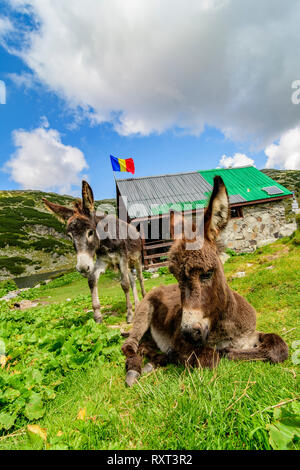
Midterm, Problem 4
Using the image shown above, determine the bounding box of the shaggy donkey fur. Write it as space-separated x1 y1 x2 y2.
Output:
122 176 288 386
43 181 146 324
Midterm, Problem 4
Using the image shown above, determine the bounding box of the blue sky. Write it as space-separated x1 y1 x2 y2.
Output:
0 42 264 200
0 1 299 199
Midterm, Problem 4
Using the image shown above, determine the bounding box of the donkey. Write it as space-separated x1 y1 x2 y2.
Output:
122 176 288 386
43 181 146 324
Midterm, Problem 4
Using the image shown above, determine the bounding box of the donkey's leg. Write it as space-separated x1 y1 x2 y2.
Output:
122 296 153 357
119 257 134 324
124 337 173 387
129 270 139 310
88 259 107 323
88 273 102 323
125 350 143 387
122 297 154 385
221 333 288 364
136 259 146 298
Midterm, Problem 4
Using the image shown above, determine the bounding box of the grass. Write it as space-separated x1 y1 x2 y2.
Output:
5 360 294 450
0 238 299 450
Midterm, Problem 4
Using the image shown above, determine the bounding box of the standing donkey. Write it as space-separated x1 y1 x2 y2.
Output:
122 176 288 386
43 181 146 324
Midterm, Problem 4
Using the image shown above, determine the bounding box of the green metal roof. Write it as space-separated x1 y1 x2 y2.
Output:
117 166 292 218
198 166 292 203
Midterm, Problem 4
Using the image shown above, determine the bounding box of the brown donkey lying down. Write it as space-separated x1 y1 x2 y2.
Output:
122 176 288 386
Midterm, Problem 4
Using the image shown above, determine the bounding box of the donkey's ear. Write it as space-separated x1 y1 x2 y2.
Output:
82 180 94 215
204 176 230 241
42 198 74 223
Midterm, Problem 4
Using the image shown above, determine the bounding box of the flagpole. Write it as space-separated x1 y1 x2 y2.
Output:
112 169 119 218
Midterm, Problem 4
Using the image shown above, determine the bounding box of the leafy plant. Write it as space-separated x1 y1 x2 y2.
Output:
0 279 17 298
226 248 237 257
0 296 122 433
157 266 169 276
267 401 300 450
142 271 152 279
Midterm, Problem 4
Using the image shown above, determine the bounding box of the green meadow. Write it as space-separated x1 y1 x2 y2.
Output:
0 236 299 450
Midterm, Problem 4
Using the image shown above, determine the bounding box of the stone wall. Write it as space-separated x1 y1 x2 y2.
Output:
221 201 296 253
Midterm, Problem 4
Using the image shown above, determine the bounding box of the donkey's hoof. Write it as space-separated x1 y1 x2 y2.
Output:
94 315 103 324
125 370 140 387
126 314 133 324
141 363 154 375
121 330 130 338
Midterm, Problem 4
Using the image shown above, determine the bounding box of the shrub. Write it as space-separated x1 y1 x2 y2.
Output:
0 279 17 297
0 257 35 275
158 266 169 276
143 271 152 279
0 234 27 249
0 196 24 206
28 237 72 253
0 206 65 234
226 248 237 257
21 199 35 207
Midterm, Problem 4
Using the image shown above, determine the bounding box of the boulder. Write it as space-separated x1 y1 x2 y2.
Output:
279 223 297 238
13 300 39 310
219 252 230 264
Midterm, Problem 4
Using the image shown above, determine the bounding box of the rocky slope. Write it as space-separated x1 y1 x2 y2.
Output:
0 190 115 280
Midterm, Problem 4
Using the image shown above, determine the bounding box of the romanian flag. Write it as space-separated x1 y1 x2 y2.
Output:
110 155 135 174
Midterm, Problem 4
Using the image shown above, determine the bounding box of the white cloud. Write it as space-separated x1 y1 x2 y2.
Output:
265 126 300 170
6 72 36 89
0 80 6 104
0 16 13 38
219 153 255 168
2 0 300 144
4 123 88 194
40 116 50 128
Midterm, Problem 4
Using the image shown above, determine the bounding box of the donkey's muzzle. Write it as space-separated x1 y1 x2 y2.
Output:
76 253 94 277
76 265 91 277
181 323 209 345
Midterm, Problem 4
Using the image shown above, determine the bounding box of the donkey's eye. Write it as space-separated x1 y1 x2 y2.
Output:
67 233 73 240
87 230 94 238
200 270 214 282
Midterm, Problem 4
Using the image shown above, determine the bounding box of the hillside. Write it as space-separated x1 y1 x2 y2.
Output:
262 169 300 198
0 190 116 280
261 169 300 220
0 169 298 280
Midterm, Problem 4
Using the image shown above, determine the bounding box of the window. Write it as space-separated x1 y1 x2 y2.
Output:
230 207 243 218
